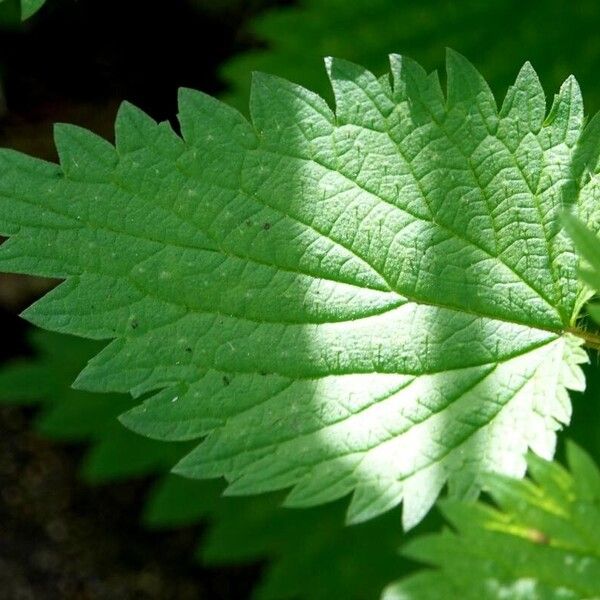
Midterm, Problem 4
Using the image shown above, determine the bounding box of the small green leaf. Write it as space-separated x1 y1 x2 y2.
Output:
563 214 600 326
564 214 600 288
384 444 600 600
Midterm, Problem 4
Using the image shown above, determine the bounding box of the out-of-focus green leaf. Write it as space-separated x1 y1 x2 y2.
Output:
223 0 600 114
0 330 191 482
0 329 427 599
0 0 46 24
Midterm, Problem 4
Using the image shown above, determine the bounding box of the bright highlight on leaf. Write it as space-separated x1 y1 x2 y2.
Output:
0 51 596 528
384 443 600 600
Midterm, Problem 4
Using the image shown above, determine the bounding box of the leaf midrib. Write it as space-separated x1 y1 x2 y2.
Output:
6 172 570 334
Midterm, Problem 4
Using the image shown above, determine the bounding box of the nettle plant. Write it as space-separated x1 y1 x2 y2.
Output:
3 51 600 597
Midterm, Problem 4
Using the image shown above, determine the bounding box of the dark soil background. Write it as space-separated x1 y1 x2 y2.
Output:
0 398 257 600
0 1 287 598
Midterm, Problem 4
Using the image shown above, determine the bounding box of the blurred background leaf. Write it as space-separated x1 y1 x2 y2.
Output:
223 0 600 116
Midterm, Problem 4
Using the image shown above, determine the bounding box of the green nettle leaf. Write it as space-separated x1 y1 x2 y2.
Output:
384 443 600 600
0 52 596 528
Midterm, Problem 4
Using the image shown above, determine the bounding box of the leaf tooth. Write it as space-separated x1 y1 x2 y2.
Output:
250 69 334 144
445 48 496 115
499 61 546 133
54 123 118 183
543 74 584 147
346 478 404 526
178 86 257 149
325 56 395 128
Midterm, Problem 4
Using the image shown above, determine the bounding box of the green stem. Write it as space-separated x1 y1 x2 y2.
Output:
566 327 600 351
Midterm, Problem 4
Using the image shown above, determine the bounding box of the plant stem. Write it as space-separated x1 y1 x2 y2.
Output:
566 327 600 350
